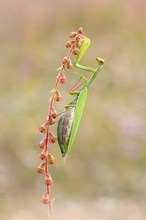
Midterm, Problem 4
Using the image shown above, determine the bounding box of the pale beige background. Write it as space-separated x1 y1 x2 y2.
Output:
0 0 146 219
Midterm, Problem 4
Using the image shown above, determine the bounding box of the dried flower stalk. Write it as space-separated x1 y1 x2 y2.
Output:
37 27 85 219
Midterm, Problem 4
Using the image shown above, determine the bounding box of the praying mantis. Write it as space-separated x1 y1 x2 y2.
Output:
57 36 104 157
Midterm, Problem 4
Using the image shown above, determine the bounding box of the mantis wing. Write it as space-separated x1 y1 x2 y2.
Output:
66 87 88 155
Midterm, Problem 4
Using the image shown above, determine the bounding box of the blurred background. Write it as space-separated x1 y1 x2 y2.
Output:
0 0 146 219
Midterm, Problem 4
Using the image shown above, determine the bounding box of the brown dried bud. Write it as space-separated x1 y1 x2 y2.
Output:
36 162 45 174
65 41 72 48
49 131 57 144
76 41 82 48
44 174 53 185
62 56 69 65
76 35 81 42
66 59 73 70
39 123 48 133
49 116 55 125
72 48 79 55
39 150 47 160
50 108 58 119
39 138 46 149
48 153 56 165
69 31 77 38
41 192 50 204
53 89 62 102
59 72 67 84
77 27 83 34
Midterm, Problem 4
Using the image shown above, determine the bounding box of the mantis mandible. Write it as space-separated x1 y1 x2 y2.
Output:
57 36 104 157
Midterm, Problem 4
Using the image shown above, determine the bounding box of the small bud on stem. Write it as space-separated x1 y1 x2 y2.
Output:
39 138 46 149
66 59 73 70
41 192 50 204
39 123 48 133
65 41 72 48
36 162 45 174
77 27 83 34
48 153 56 165
52 89 62 102
58 72 67 84
62 56 69 65
69 31 77 38
72 48 79 55
39 150 48 160
50 108 58 119
44 174 53 185
49 131 57 144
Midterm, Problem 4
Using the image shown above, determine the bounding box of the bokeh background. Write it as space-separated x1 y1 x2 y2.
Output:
1 0 146 219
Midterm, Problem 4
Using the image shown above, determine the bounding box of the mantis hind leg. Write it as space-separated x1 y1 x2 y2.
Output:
69 74 87 93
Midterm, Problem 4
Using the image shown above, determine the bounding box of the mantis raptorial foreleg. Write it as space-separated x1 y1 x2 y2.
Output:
74 36 96 73
69 36 104 94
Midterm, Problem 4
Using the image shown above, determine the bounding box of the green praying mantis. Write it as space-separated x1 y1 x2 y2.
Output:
57 36 104 157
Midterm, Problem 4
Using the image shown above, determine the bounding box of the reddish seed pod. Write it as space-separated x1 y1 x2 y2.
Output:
36 162 45 174
49 131 57 144
54 89 62 102
39 138 46 149
76 35 81 42
76 41 82 48
65 41 72 48
48 153 56 165
72 48 79 55
59 72 67 84
49 116 55 125
50 108 58 119
66 59 73 70
39 123 48 133
41 192 50 204
39 150 47 160
69 31 77 38
44 174 53 185
77 27 83 34
62 56 69 65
